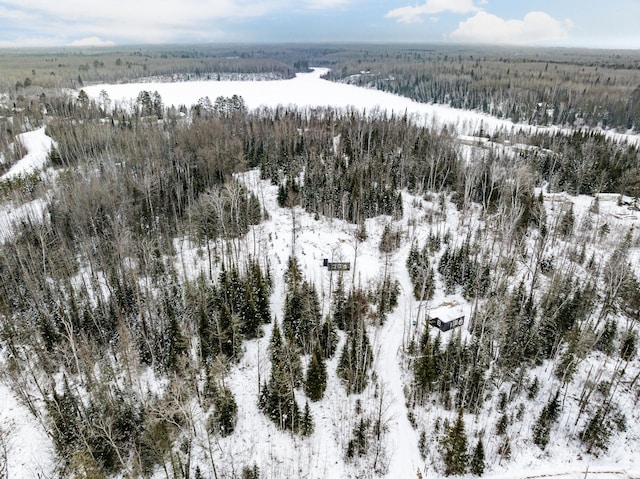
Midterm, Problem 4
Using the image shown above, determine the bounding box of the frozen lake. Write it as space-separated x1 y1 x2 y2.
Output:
85 68 640 144
82 69 540 136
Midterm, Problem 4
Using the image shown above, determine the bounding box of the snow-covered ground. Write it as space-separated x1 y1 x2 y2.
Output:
169 169 640 479
1 69 639 479
0 382 54 479
1 126 54 181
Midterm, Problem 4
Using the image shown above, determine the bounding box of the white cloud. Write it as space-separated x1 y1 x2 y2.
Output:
450 11 573 45
0 36 65 48
385 0 480 24
0 0 280 44
68 36 115 47
304 0 352 10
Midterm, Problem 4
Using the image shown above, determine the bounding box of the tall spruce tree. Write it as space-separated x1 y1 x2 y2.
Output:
470 438 485 476
414 327 437 399
259 323 302 432
442 409 469 476
305 346 327 401
532 390 560 449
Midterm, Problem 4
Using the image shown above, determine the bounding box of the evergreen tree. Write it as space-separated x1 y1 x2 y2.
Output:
558 204 574 238
414 327 437 399
375 275 400 323
249 259 272 324
216 303 241 360
240 284 261 339
580 406 612 453
595 320 617 355
46 378 82 462
305 347 327 401
318 319 338 358
241 464 260 479
259 323 302 432
283 279 321 354
620 329 637 362
442 409 469 475
470 438 485 476
407 241 435 301
495 414 508 436
532 391 560 449
332 274 348 330
337 323 373 395
346 418 370 458
300 402 314 436
209 386 238 437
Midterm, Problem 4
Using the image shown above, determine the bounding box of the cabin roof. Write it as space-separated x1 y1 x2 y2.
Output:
428 302 466 324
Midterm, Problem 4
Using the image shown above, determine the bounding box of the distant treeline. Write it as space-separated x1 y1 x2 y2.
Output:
321 46 640 131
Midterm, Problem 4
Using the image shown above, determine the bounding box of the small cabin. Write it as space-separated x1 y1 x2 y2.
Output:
322 258 350 271
428 303 465 332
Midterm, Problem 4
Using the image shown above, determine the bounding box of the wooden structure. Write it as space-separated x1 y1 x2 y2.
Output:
428 303 465 332
323 259 350 271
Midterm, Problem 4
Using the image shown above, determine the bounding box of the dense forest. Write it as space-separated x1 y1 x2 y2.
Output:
0 46 639 478
321 46 640 131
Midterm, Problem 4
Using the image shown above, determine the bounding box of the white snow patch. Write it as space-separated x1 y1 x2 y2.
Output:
1 127 55 180
0 381 54 478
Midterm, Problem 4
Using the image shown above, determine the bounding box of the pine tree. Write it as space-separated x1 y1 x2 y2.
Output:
240 284 261 339
249 260 271 324
442 409 469 475
283 279 321 354
532 391 560 449
337 323 373 395
209 386 238 437
470 438 485 476
318 319 338 358
241 464 260 479
580 406 612 453
259 323 302 432
300 402 314 436
346 418 370 458
414 328 437 399
558 204 574 238
332 275 348 330
216 303 240 360
620 329 637 362
495 414 508 436
305 347 327 401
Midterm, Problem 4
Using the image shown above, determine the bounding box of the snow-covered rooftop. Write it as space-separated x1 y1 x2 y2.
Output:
428 299 467 324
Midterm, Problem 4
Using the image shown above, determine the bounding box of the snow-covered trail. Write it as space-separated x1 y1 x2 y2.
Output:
0 127 52 241
371 248 423 478
1 126 54 180
0 127 55 477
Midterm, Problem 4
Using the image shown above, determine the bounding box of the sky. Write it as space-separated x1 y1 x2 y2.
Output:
0 0 639 49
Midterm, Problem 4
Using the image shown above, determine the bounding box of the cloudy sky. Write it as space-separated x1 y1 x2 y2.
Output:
0 0 639 49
